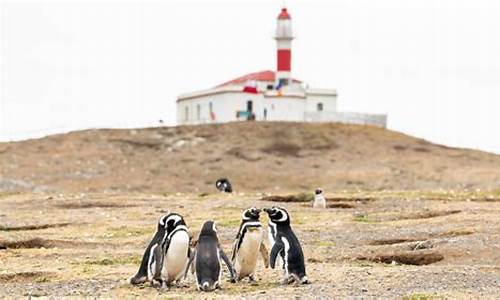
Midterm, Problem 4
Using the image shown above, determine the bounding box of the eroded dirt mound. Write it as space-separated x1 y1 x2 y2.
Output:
358 251 445 266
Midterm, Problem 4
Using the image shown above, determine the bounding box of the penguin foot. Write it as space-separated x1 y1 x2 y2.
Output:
175 280 189 288
248 274 257 284
151 279 163 289
130 275 148 285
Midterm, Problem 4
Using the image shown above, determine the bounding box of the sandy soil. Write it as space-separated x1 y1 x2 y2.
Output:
1 191 499 298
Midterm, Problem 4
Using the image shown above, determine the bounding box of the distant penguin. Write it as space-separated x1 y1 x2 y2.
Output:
231 207 269 281
215 178 233 193
313 188 326 208
154 213 191 287
187 221 236 291
263 206 309 285
130 213 171 285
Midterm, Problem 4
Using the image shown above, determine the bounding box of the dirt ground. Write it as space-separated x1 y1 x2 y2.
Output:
1 190 499 298
2 122 500 194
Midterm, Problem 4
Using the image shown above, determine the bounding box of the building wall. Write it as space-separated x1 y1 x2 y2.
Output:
177 93 266 125
177 91 386 128
304 111 387 128
305 94 337 113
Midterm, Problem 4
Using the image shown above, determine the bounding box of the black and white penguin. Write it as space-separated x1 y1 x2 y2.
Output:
154 213 191 287
130 213 190 287
215 178 233 193
313 188 326 208
187 220 236 291
231 207 269 281
263 206 309 285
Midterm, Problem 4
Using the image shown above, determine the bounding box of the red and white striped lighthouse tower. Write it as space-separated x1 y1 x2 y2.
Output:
275 7 294 87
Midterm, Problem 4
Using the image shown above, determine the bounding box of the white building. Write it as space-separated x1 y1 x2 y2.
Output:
177 7 387 128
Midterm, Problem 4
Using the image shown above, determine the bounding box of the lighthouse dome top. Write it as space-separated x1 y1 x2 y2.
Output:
278 7 291 19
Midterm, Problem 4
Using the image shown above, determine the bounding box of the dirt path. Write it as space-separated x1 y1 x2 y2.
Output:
0 191 499 298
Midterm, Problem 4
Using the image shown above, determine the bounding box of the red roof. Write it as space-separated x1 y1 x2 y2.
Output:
217 70 301 87
278 7 291 20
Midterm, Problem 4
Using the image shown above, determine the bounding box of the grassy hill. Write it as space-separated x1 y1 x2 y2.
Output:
1 122 499 193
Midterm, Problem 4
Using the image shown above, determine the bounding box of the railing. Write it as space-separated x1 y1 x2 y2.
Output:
304 111 387 128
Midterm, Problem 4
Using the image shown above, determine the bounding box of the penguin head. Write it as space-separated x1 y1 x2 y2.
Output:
165 213 186 232
199 220 218 237
158 213 185 232
157 212 171 230
242 207 261 221
263 206 290 224
315 188 323 195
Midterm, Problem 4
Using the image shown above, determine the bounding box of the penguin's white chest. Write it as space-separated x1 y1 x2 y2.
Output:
235 228 263 278
163 231 189 283
313 194 326 208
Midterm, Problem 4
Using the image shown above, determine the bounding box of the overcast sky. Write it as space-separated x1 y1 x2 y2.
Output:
1 0 499 154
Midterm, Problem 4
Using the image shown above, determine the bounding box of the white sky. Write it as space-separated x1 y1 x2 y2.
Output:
1 0 499 154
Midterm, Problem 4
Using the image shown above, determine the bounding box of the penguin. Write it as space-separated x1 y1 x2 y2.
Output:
313 188 326 208
215 178 233 193
153 213 191 288
230 207 269 282
187 220 236 291
130 213 171 285
130 213 190 287
263 206 309 285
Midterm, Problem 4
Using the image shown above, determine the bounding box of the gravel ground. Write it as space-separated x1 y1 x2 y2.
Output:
1 191 499 298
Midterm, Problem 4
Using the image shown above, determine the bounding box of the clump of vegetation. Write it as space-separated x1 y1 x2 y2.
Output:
84 256 141 266
353 215 378 223
104 226 151 238
403 293 444 300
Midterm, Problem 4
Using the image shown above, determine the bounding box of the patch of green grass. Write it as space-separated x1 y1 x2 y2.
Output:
34 276 51 283
84 255 141 266
217 218 241 227
104 226 152 238
81 264 94 274
403 293 444 300
353 216 378 224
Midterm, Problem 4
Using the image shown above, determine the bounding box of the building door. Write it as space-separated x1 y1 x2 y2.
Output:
246 100 254 120
247 100 253 112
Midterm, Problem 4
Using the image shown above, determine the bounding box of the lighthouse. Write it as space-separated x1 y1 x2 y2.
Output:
275 7 294 87
176 6 387 128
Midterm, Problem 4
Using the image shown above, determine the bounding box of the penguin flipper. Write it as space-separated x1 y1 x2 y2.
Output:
152 243 165 282
231 224 243 262
218 246 237 282
270 241 284 269
184 247 196 279
259 242 270 268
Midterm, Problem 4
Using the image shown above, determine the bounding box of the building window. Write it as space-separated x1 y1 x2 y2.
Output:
209 102 213 113
278 78 288 87
263 108 267 120
317 102 323 112
197 104 201 120
184 106 189 121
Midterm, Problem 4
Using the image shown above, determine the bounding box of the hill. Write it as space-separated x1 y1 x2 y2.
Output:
1 122 499 193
